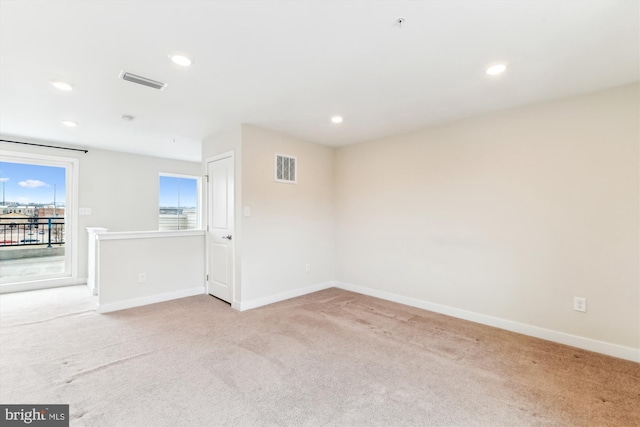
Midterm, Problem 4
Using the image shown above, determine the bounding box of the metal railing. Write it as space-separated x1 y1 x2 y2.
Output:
0 217 65 247
159 210 198 231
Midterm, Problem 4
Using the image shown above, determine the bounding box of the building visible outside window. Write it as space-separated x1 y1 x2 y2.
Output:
159 174 199 231
0 158 71 284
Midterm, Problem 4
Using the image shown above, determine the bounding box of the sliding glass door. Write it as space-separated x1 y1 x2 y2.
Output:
0 151 78 290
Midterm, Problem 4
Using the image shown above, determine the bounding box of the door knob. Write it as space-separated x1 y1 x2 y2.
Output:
222 235 232 240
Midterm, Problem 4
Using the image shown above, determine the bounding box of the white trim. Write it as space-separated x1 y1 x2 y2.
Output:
0 149 77 168
96 230 204 241
158 172 203 230
205 151 233 163
274 153 297 184
67 156 80 282
238 281 335 311
86 227 108 295
205 152 236 304
0 150 79 286
97 286 205 314
0 277 87 294
334 281 640 363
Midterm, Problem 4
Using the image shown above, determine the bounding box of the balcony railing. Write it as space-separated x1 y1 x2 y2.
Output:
159 211 198 231
0 217 65 247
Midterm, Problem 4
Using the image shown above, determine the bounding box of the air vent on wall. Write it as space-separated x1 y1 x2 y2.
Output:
275 154 297 184
119 71 167 90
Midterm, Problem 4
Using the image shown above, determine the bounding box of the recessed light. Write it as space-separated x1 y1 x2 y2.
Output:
331 116 343 124
61 120 77 127
170 54 192 67
50 81 73 91
486 63 507 75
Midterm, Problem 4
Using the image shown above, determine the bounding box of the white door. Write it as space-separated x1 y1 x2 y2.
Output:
207 156 234 303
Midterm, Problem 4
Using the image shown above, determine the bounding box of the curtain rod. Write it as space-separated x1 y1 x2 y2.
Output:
0 139 88 154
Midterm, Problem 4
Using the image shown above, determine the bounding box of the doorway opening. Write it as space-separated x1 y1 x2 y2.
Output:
206 153 234 304
0 152 78 291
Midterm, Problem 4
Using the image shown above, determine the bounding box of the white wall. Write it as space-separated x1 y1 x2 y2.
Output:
0 138 201 282
240 125 334 304
334 83 639 354
4 83 638 359
96 231 205 312
202 126 242 162
201 125 335 308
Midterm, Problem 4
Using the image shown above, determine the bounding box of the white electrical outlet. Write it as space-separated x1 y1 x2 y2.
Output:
573 297 586 312
305 263 310 273
138 273 147 283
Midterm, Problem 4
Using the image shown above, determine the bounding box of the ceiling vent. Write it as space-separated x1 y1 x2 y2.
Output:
119 71 167 90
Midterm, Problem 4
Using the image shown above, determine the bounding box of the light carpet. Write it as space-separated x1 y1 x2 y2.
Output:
1 286 638 426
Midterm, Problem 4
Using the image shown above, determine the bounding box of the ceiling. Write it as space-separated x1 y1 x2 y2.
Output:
1 1 638 163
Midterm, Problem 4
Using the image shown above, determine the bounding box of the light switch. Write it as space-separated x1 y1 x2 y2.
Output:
79 207 92 216
244 207 251 217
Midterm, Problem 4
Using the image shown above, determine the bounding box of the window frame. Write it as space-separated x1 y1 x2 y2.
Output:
0 150 79 288
158 173 202 231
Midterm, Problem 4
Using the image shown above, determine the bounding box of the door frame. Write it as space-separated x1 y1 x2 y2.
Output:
0 150 80 292
205 151 236 306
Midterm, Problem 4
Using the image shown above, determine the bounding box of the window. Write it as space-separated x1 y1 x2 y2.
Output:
159 174 200 231
0 151 78 288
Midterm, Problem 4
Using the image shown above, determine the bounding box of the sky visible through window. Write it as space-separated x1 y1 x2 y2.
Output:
159 176 197 208
0 162 197 209
0 161 66 205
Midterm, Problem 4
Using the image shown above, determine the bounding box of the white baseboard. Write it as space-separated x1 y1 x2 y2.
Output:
238 281 335 311
0 277 87 294
335 281 640 363
97 286 205 314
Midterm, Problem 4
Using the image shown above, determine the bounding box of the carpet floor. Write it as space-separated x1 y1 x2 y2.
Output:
0 286 638 426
